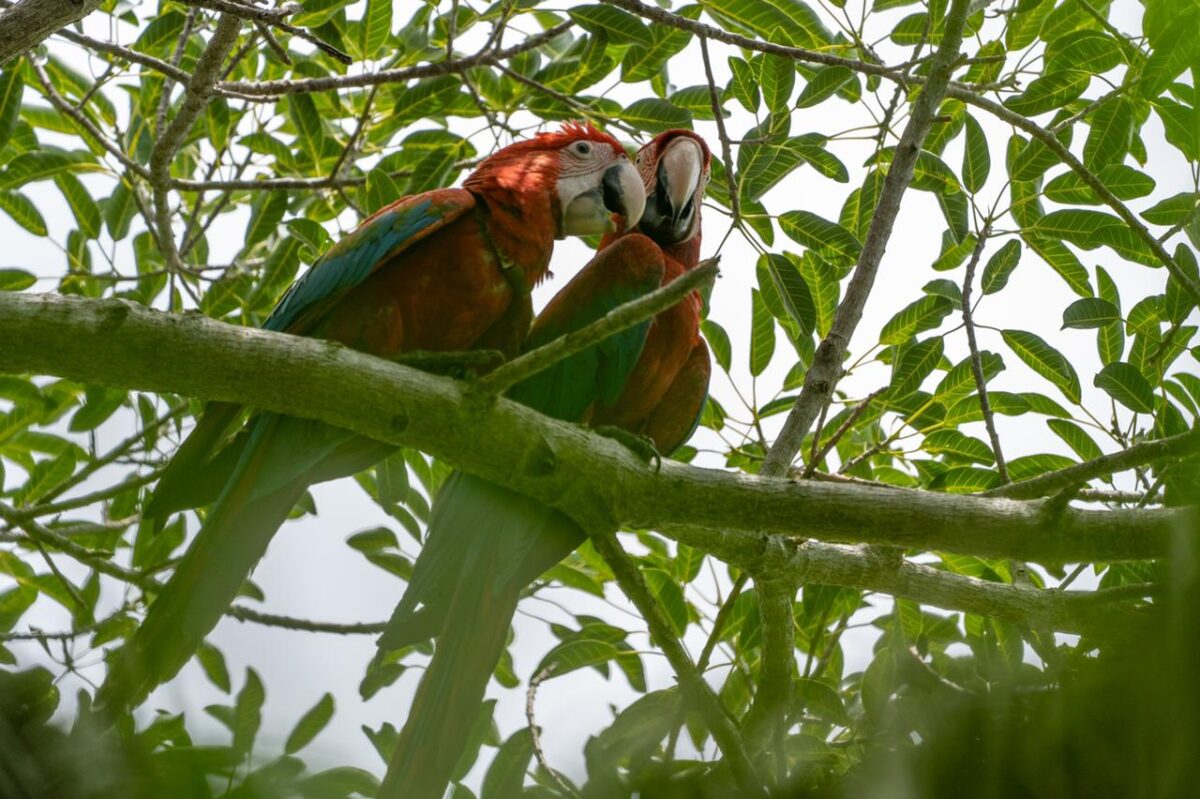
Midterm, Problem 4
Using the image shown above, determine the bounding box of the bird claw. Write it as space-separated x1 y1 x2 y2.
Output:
389 349 507 376
594 425 662 472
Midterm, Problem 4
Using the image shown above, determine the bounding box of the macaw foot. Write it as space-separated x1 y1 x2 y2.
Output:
390 349 507 376
593 425 662 473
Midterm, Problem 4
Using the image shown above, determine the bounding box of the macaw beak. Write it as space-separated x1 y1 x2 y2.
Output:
560 158 645 238
638 136 705 246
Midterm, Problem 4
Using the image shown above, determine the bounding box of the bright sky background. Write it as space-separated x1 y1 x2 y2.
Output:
4 0 1196 788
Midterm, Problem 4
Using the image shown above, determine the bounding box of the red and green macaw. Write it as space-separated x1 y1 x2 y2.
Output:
377 130 712 799
95 124 645 714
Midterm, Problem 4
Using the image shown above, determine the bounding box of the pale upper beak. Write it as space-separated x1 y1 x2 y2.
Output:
638 136 705 246
560 157 645 238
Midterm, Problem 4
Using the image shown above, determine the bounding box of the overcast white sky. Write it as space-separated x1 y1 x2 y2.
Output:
4 0 1197 788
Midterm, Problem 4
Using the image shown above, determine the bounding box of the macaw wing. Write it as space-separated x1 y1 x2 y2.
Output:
508 235 666 422
265 189 476 335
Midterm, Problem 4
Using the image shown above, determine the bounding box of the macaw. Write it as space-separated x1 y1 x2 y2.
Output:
377 130 712 799
94 123 645 714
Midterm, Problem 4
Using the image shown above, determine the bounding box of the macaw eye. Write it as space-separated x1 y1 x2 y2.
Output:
574 141 592 156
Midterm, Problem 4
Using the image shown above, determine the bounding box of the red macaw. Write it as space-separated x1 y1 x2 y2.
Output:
377 130 712 799
95 124 645 714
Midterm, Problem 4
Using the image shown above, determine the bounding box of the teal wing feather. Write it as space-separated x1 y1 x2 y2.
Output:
508 234 665 421
266 190 474 334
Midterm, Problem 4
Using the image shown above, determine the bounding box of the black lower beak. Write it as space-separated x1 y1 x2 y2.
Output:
639 162 695 246
602 164 631 218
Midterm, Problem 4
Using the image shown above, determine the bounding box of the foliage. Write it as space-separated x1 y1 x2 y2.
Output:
0 0 1197 795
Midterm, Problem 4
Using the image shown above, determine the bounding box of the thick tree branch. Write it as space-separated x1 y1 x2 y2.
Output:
761 0 972 476
0 292 1191 565
0 0 102 66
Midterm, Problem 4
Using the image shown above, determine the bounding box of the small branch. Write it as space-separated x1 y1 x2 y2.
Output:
802 390 885 478
983 428 1200 500
588 529 766 797
960 224 1008 482
477 259 720 394
224 605 386 634
147 13 242 274
525 667 581 798
699 35 739 225
760 0 973 476
218 21 571 96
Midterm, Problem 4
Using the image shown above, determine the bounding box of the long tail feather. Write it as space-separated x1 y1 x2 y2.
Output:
143 402 244 530
97 415 308 713
377 474 586 798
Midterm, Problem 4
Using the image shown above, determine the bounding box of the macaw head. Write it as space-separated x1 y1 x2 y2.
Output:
633 130 711 247
465 122 645 240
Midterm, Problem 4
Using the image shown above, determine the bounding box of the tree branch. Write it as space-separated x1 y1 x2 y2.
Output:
761 0 973 476
476 259 719 394
0 0 102 66
0 292 1190 565
983 428 1200 500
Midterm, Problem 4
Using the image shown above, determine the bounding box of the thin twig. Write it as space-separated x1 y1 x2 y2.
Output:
477 259 720 394
588 528 766 796
960 224 1008 482
802 389 885 478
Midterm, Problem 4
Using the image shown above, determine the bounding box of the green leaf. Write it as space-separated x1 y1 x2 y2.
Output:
1002 329 1082 404
55 174 101 240
0 191 47 236
962 115 990 193
891 338 944 397
0 68 23 151
244 190 288 251
1164 243 1199 323
1045 29 1123 74
726 56 760 113
701 0 832 48
1047 418 1103 462
880 295 955 345
1008 453 1077 481
535 638 623 683
796 65 855 108
1062 298 1120 329
934 351 1004 399
1044 164 1155 204
374 450 409 508
760 55 795 113
981 240 1022 294
15 450 75 505
1142 192 1199 226
285 693 335 754
932 232 978 272
761 253 816 335
1095 265 1125 364
288 94 325 166
233 668 265 756
622 9 696 83
481 728 534 799
780 210 861 263
1022 234 1093 297
0 151 99 189
1094 362 1155 413
644 568 688 637
701 320 732 372
621 98 691 133
749 289 776 377
1084 98 1134 170
196 643 231 693
569 5 651 45
1004 71 1090 116
931 466 1003 493
923 429 994 465
360 0 393 59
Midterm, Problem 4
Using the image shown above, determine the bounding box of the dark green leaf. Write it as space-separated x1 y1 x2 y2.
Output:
962 115 990 193
285 693 335 754
1094 362 1155 413
570 5 651 45
749 289 776 376
1002 329 1082 403
481 728 534 799
981 240 1022 294
780 210 861 263
880 295 955 345
1062 298 1120 329
0 192 46 237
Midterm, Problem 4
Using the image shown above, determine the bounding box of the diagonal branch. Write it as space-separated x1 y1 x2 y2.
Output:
477 259 719 394
983 428 1200 500
960 224 1008 482
761 0 973 476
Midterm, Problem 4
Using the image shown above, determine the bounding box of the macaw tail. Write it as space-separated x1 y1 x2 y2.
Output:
143 402 245 531
378 473 585 799
97 414 316 714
